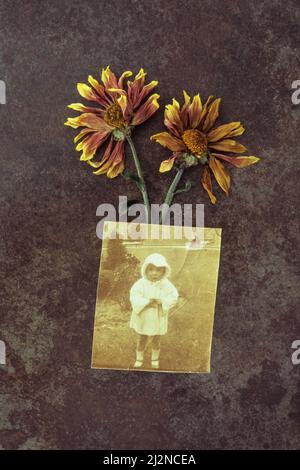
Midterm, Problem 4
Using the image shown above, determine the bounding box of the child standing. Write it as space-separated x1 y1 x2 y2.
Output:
129 253 178 369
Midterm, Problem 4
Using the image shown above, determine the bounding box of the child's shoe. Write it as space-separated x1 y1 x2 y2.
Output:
134 350 144 368
151 349 160 369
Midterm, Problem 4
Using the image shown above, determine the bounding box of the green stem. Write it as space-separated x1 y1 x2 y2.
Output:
160 167 185 224
126 135 151 223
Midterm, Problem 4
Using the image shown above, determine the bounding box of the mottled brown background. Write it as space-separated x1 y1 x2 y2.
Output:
0 0 299 450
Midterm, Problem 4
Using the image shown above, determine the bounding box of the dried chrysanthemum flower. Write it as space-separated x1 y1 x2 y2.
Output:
151 91 260 204
65 66 159 178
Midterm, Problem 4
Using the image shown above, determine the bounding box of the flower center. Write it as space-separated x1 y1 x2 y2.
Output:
104 103 125 128
182 129 208 156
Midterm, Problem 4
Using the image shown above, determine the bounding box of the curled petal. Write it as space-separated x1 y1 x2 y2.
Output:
127 68 147 107
64 117 82 129
77 83 101 104
74 128 95 143
209 139 247 153
211 153 261 168
118 94 131 120
226 124 245 138
209 155 230 194
199 95 214 126
151 132 186 152
107 87 127 96
207 122 244 142
118 70 133 89
131 93 160 126
68 103 104 114
107 157 125 178
201 166 217 204
77 130 111 161
164 98 184 135
101 66 118 89
164 117 182 138
134 80 159 109
92 140 125 177
180 90 191 128
133 68 147 91
202 98 221 132
87 138 114 168
65 113 113 131
106 140 125 178
188 93 202 128
88 75 104 94
159 155 177 173
88 76 111 106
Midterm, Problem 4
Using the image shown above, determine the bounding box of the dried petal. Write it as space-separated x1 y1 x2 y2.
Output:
202 98 221 132
207 122 243 142
159 155 177 172
209 155 230 194
201 166 217 204
151 132 186 152
212 153 260 168
209 139 247 153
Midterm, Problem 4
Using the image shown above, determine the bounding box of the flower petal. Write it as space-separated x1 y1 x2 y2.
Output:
107 159 125 178
101 66 118 89
180 90 191 128
201 166 217 204
65 113 113 131
87 138 114 168
74 128 95 143
68 103 104 114
78 130 111 161
188 93 202 128
151 132 186 152
88 75 111 106
106 141 125 178
202 98 221 132
64 117 81 129
77 83 101 104
207 122 243 142
107 87 127 96
211 153 261 168
159 155 177 173
92 140 124 177
226 124 245 138
209 139 247 153
134 80 159 109
164 118 182 138
199 95 214 126
118 70 133 89
209 155 230 194
135 68 147 83
127 68 147 108
118 94 131 119
164 98 184 135
131 93 160 126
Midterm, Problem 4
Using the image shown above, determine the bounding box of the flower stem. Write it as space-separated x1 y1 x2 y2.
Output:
160 167 185 224
126 135 151 223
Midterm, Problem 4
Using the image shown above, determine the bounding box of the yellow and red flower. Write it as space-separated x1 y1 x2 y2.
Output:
65 67 159 178
151 91 260 203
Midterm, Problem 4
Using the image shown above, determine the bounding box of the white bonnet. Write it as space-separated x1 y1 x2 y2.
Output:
141 253 171 279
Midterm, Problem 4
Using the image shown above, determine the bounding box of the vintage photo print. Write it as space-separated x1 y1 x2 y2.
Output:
91 222 222 373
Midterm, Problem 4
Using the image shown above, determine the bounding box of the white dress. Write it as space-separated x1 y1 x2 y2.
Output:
129 277 178 336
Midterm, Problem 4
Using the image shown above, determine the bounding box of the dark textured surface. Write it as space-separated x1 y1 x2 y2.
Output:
0 0 299 450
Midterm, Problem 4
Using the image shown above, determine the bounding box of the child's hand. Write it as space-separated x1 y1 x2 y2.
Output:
149 298 162 307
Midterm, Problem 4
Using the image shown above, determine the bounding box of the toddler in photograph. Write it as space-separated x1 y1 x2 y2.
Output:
129 253 178 369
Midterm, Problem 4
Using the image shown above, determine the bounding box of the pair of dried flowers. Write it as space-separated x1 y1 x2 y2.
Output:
65 66 260 220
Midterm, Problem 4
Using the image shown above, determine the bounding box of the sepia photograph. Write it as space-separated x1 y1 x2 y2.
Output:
92 222 222 373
